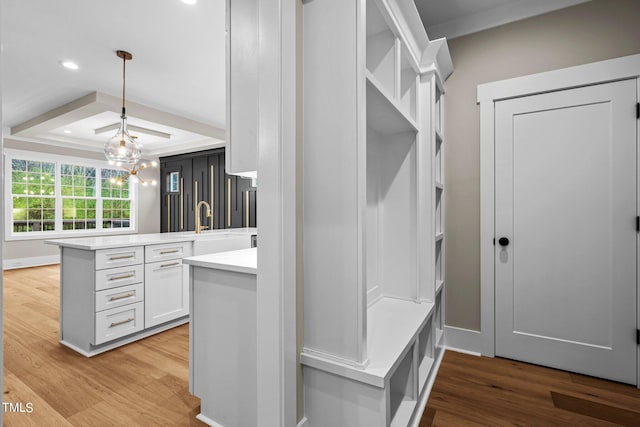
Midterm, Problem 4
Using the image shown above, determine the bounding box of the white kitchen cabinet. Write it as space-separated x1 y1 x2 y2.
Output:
56 243 190 357
225 0 258 175
145 258 189 328
187 249 258 427
49 230 255 357
302 0 452 424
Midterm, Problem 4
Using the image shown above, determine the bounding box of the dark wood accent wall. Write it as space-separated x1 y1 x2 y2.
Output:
160 148 257 232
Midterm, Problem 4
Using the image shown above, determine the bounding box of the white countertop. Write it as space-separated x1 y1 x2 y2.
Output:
183 247 257 275
46 228 257 250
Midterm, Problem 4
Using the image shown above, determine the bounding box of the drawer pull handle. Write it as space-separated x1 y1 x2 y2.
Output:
109 292 135 301
109 274 135 281
160 249 180 255
109 254 135 261
160 261 180 268
110 318 134 328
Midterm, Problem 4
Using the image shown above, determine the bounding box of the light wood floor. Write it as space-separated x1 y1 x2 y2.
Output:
423 350 640 426
5 265 640 426
3 264 205 426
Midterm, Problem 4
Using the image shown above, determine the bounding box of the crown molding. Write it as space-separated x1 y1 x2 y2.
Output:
425 0 591 40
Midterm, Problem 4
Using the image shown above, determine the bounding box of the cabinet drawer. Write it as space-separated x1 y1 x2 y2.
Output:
95 247 144 270
145 242 192 263
95 264 144 291
94 302 144 345
95 283 144 312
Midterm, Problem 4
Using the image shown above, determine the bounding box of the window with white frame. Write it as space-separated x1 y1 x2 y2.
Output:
10 159 56 233
61 164 97 231
101 169 132 229
5 150 137 239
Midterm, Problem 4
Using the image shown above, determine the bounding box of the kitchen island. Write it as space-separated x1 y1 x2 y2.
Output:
183 247 257 427
46 228 256 357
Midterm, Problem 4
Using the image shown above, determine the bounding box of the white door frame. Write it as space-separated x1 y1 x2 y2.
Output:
478 53 640 386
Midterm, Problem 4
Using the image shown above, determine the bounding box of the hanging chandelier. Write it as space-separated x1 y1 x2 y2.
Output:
104 50 142 165
110 160 158 186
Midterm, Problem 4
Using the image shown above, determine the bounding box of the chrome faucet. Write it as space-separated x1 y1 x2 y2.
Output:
195 200 212 234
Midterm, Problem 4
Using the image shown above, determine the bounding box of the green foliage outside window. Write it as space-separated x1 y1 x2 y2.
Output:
9 157 133 234
11 160 56 232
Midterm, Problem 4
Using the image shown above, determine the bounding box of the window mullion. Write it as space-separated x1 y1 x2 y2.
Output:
97 167 103 229
55 161 63 232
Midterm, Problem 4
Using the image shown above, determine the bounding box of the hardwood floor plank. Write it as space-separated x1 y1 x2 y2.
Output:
430 409 491 427
3 265 203 425
418 407 436 427
7 266 640 426
551 391 640 426
3 372 75 427
424 351 639 426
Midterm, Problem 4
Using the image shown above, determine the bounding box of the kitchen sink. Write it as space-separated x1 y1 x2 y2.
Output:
192 232 252 255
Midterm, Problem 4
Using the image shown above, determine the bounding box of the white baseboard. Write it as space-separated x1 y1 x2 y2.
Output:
296 417 309 427
196 413 224 427
444 325 483 356
3 255 59 270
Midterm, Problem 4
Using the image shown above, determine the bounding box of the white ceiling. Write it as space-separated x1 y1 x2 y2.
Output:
1 0 226 157
415 0 591 40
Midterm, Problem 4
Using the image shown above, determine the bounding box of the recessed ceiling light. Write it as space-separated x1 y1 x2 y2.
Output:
181 0 197 5
63 129 72 134
60 61 79 70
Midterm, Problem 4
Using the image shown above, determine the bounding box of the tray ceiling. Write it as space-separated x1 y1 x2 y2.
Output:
1 0 226 157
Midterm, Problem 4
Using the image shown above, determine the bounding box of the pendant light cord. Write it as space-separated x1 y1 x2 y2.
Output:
121 55 126 117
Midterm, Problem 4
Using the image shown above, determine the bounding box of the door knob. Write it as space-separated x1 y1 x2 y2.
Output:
498 237 510 247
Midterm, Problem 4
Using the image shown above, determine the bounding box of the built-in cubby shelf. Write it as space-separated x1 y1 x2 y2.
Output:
389 346 417 427
432 78 445 359
302 0 452 423
435 189 443 234
417 316 435 391
435 143 443 183
435 291 444 347
301 297 434 388
366 0 395 97
435 239 443 282
367 72 419 136
400 45 418 122
435 89 442 134
368 298 433 382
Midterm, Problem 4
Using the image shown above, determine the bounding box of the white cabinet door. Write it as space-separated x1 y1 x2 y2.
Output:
495 79 637 384
226 0 258 174
145 259 189 328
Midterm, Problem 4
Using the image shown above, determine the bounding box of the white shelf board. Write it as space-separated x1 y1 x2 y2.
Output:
435 232 444 242
435 181 444 190
435 279 444 295
390 399 417 427
366 71 418 136
366 0 391 37
436 129 443 143
418 356 435 392
300 297 434 388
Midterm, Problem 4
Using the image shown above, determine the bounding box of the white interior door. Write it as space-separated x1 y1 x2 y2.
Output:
495 79 638 385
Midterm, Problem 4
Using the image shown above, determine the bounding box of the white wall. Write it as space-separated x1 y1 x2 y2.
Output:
2 138 160 264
